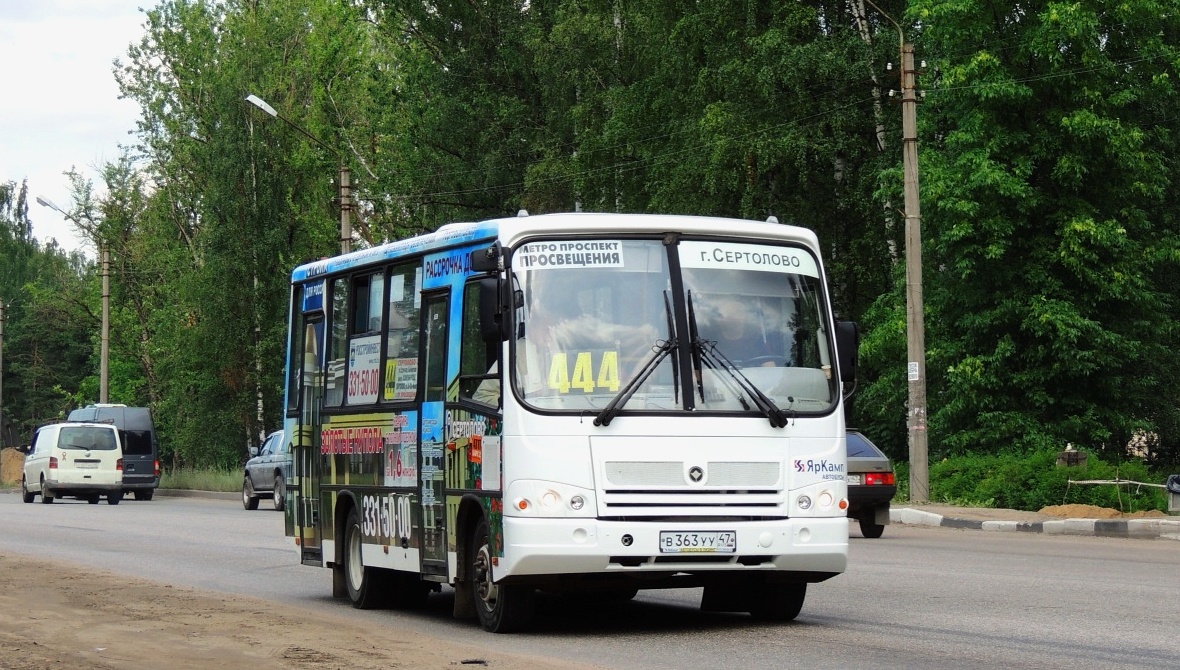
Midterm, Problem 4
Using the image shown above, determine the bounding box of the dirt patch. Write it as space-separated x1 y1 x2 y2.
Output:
0 552 606 670
1 448 21 485
1038 503 1168 519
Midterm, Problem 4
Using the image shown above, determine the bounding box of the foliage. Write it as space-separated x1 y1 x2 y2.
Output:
920 449 1168 513
3 0 1180 472
894 0 1180 466
160 466 242 493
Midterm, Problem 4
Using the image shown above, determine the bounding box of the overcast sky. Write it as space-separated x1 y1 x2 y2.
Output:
0 1 147 256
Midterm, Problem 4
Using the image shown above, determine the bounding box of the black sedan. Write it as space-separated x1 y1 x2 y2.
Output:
846 430 896 538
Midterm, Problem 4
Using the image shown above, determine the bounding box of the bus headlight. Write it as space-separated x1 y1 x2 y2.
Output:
506 480 596 517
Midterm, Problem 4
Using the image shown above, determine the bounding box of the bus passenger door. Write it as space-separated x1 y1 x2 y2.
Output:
418 292 449 578
294 314 324 566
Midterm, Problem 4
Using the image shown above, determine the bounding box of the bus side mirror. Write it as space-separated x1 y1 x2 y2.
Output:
835 321 858 383
479 278 510 342
470 243 501 272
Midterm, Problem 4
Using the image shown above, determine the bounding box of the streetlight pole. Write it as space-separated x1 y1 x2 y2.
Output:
864 0 929 502
245 94 352 254
36 196 110 404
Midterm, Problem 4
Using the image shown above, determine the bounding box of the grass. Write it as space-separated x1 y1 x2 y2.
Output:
160 467 241 493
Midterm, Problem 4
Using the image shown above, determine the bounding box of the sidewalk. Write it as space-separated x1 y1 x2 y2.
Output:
892 504 1180 541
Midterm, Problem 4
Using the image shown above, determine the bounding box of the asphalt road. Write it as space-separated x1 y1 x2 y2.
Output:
1 491 1177 669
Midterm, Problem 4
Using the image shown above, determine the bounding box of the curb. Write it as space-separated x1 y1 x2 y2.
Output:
891 507 1180 541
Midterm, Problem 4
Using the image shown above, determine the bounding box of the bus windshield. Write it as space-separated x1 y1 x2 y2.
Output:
511 237 836 414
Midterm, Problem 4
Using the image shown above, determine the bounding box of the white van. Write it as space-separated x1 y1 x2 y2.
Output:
20 422 125 505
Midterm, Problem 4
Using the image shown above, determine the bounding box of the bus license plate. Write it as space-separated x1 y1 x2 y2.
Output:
659 531 736 553
846 474 862 486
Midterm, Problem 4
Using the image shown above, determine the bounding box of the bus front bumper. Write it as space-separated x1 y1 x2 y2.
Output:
497 516 847 581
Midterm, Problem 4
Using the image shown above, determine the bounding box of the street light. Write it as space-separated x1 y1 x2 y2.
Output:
245 94 352 254
35 196 110 404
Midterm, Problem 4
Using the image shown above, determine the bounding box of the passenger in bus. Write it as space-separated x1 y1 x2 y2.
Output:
708 296 778 367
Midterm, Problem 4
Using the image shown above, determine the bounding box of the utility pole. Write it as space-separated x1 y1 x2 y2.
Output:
865 0 928 502
339 164 352 254
900 43 928 502
100 244 110 403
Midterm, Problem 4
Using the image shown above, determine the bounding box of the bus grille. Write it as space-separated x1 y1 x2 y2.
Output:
600 460 783 514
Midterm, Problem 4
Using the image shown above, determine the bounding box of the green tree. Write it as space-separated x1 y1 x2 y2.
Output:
895 0 1180 464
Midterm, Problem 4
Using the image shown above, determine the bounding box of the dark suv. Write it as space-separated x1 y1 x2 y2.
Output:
846 430 896 538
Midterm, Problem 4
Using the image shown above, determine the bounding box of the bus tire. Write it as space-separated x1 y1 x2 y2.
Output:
471 516 533 633
748 581 806 622
344 507 387 609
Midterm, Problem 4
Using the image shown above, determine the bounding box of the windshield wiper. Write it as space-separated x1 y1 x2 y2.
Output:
593 338 676 426
595 292 679 427
686 291 789 428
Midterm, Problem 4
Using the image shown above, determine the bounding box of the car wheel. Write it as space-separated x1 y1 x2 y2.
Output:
21 478 35 504
273 474 286 511
88 494 102 504
344 506 387 609
108 491 123 505
748 581 807 621
242 476 259 510
40 477 54 504
471 516 534 633
134 490 154 501
858 516 885 539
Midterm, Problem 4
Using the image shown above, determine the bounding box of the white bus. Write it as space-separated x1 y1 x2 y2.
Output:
280 212 858 632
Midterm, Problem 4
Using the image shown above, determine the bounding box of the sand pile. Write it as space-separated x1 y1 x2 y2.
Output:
1 448 23 484
1039 503 1167 519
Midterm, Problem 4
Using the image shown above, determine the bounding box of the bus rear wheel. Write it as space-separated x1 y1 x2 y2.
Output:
470 517 533 633
344 507 387 609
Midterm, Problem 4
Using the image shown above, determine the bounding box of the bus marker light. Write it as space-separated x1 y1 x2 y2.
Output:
818 491 833 508
514 498 529 511
542 491 559 507
797 495 812 510
838 499 848 510
569 495 585 511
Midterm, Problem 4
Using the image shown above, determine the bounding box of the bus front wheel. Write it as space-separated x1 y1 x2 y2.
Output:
749 581 806 621
470 517 534 633
344 507 387 609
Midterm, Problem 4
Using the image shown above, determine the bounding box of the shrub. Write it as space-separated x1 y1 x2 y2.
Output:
901 449 1169 512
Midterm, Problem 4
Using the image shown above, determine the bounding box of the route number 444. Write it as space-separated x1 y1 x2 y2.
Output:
547 351 620 394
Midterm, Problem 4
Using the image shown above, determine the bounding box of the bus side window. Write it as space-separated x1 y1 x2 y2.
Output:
460 280 499 406
383 264 422 403
325 277 349 407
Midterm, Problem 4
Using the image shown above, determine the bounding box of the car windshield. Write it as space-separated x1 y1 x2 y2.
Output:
510 237 837 416
58 426 118 451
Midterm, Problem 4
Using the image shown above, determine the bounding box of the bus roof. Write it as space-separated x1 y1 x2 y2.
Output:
290 212 820 282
